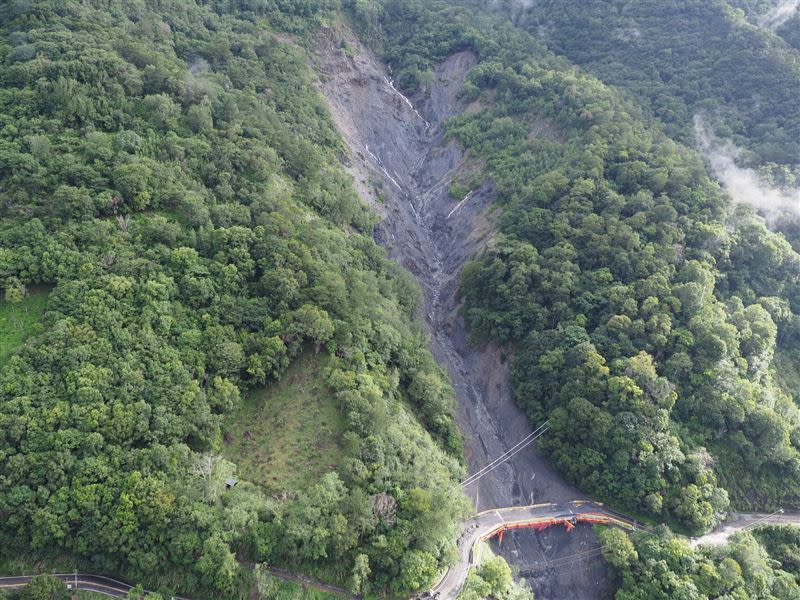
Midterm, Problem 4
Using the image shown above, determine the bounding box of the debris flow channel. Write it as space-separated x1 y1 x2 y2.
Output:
316 25 612 598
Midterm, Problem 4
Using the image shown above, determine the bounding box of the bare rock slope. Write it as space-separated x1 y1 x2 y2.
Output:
315 25 611 599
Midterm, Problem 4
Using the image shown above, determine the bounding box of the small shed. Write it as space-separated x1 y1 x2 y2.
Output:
225 478 238 489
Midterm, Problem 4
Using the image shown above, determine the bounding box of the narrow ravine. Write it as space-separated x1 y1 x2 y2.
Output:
316 25 612 599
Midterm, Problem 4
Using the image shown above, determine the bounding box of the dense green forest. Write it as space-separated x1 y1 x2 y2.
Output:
729 0 800 55
598 525 800 599
351 0 800 532
0 1 468 596
476 0 800 181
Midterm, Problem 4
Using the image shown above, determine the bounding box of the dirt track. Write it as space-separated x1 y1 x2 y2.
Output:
315 24 613 599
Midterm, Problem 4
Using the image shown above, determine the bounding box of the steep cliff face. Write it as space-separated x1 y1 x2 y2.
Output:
315 24 611 599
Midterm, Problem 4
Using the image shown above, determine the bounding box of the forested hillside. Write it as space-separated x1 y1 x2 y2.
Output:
598 525 800 599
477 0 800 181
0 1 467 596
350 0 800 532
729 0 800 54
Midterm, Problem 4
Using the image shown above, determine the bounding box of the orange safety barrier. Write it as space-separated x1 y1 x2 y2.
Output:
492 517 575 545
490 512 634 545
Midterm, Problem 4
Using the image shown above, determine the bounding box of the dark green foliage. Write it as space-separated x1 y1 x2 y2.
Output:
0 0 466 596
354 0 800 531
755 525 800 579
600 526 800 599
479 0 800 173
776 14 800 52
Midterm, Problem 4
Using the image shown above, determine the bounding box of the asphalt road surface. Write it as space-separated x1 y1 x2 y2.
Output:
0 573 181 598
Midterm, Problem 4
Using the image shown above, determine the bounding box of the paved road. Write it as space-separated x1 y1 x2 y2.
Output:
0 566 354 599
0 573 178 598
427 503 799 600
690 509 800 547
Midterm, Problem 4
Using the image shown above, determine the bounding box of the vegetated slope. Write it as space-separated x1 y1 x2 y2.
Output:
728 0 800 54
598 524 800 599
478 0 800 178
775 13 800 51
222 353 346 495
493 0 800 253
0 1 468 597
352 0 800 532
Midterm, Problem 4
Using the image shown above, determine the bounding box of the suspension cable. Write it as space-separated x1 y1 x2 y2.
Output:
461 421 548 487
461 421 550 487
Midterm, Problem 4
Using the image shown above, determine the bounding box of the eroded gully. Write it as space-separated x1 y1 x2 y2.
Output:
315 25 612 599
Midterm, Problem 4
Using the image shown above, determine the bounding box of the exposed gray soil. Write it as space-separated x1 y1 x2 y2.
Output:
315 25 612 599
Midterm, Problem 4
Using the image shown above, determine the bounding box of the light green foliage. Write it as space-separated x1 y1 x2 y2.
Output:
458 549 533 600
254 565 346 600
19 575 68 600
349 553 370 595
397 550 439 592
0 286 48 366
602 526 800 600
222 353 345 494
597 528 639 570
0 0 464 596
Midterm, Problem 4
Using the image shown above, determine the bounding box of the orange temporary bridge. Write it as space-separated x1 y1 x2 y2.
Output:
484 512 637 546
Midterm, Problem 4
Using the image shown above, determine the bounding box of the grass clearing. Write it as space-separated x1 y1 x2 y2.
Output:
222 352 345 495
0 286 49 367
257 573 347 600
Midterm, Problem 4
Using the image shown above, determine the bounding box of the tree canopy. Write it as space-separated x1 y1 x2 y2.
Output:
599 525 800 600
0 0 466 596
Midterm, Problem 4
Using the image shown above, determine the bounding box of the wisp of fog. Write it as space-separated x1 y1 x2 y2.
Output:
694 115 800 223
757 0 799 29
